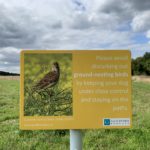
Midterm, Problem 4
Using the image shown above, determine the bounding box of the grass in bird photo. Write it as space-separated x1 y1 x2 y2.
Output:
24 53 72 116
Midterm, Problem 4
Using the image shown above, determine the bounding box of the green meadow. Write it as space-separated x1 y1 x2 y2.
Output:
0 79 150 150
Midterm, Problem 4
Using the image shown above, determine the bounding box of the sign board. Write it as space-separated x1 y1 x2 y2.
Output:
20 50 132 130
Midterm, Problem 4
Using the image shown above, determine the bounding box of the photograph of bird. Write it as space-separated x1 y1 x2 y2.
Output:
24 53 72 117
33 62 60 92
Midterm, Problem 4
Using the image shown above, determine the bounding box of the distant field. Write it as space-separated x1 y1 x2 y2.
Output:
0 79 150 150
0 76 20 80
132 75 150 83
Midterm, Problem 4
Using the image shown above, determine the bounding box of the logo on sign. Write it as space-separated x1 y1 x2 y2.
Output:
103 118 130 126
104 119 110 125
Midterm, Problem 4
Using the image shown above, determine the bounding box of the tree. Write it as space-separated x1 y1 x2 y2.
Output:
132 52 150 76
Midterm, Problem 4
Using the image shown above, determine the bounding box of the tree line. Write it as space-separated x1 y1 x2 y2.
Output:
0 71 20 76
132 52 150 75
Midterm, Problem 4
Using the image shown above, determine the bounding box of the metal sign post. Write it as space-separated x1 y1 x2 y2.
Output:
70 130 82 150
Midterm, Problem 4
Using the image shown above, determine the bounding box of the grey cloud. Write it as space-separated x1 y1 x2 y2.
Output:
97 0 150 33
69 13 91 29
100 0 129 13
0 47 20 65
0 48 20 72
99 0 150 14
67 11 119 30
0 4 38 48
97 0 150 29
99 0 133 20
130 0 150 11
0 3 63 49
69 0 132 30
51 21 62 29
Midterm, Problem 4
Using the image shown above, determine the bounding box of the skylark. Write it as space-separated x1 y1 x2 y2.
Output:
33 62 60 92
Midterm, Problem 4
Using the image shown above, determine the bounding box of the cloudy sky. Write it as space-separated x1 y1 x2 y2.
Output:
0 0 150 73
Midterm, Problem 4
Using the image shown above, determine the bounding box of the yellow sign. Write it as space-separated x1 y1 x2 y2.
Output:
20 50 132 130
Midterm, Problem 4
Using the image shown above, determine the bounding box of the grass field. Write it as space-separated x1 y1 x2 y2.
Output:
0 78 150 150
